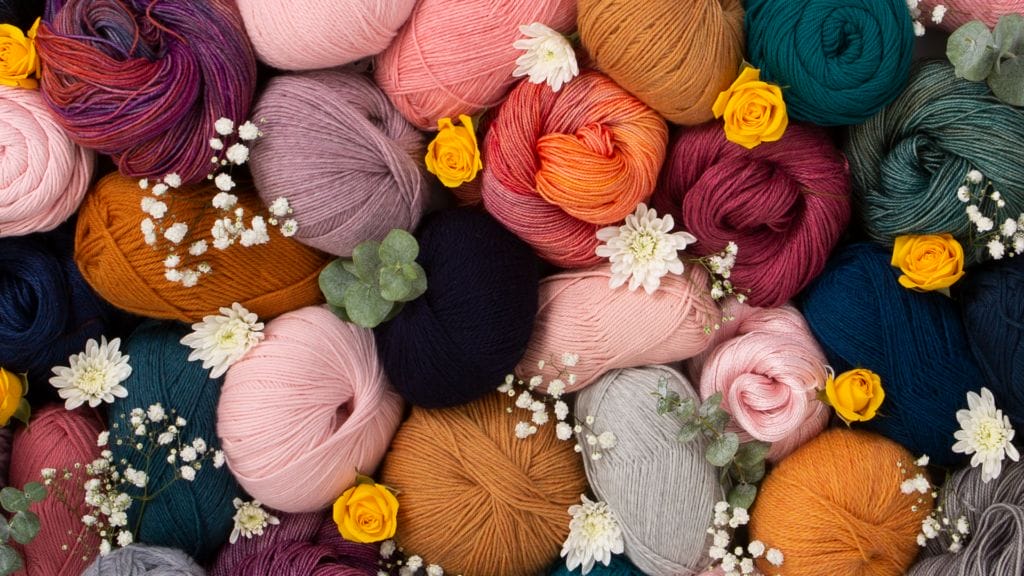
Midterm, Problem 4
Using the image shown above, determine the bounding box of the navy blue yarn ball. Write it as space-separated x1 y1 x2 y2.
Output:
548 555 649 576
374 208 540 408
800 243 980 466
0 0 42 28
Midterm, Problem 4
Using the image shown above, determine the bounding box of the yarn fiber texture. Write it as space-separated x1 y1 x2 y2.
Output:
918 0 1024 31
577 0 744 125
82 545 205 576
236 0 415 71
380 393 588 576
481 71 668 268
745 0 914 125
688 303 830 462
800 243 982 466
112 322 241 563
548 554 648 576
576 366 722 576
653 122 851 308
846 60 1024 262
75 173 329 323
36 0 256 184
375 0 576 130
374 208 539 408
249 69 427 257
0 0 41 28
749 429 932 576
220 305 403 513
0 86 94 238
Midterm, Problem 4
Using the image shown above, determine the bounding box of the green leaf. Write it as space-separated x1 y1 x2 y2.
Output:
0 489 28 514
677 398 696 421
379 229 419 265
699 392 723 419
318 260 360 307
656 390 681 415
10 399 29 428
734 441 771 469
988 55 1024 105
727 484 757 510
350 241 383 283
379 266 414 302
706 432 740 467
8 512 39 545
705 408 730 434
676 420 702 443
994 14 1024 59
0 545 22 576
733 459 766 484
398 263 428 302
342 283 396 329
22 483 45 504
947 21 998 82
0 517 9 543
326 303 352 323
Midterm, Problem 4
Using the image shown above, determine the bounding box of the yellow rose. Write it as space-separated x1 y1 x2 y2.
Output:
891 233 965 292
0 18 41 89
333 482 398 543
0 368 25 427
825 368 884 425
425 114 482 188
712 66 788 149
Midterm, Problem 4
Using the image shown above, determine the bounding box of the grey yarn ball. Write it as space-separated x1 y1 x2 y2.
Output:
82 545 206 575
575 366 723 576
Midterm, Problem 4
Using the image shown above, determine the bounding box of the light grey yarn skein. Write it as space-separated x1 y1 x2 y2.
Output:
82 544 206 576
575 365 723 576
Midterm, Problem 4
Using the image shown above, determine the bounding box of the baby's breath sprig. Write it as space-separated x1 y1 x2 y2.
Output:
706 501 784 576
898 455 970 552
377 539 456 576
958 168 1024 261
907 1 946 36
691 241 746 334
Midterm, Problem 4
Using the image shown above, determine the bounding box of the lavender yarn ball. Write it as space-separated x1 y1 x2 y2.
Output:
82 545 205 575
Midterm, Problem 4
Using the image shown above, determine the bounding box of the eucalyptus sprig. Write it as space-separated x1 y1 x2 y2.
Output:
947 14 1024 105
0 482 47 575
655 380 770 510
319 230 427 329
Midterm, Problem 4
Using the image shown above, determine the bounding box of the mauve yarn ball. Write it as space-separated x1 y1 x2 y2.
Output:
82 545 205 575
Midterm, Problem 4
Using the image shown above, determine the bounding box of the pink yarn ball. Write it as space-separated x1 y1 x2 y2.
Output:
235 0 417 70
219 306 403 513
918 0 1024 31
375 0 577 130
0 86 94 238
688 302 829 461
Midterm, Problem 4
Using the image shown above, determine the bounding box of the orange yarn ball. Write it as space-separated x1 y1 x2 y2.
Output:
75 173 329 323
749 429 932 576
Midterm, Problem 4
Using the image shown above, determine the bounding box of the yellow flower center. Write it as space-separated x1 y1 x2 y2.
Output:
627 230 659 263
239 508 265 531
973 418 1009 453
77 367 109 396
582 514 608 539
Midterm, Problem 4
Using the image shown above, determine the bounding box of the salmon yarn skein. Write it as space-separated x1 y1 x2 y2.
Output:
74 173 329 323
918 0 1024 31
749 429 931 576
374 0 576 130
380 393 587 576
482 72 668 268
578 0 745 125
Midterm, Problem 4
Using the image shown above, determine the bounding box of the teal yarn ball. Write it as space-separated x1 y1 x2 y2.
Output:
745 0 914 125
548 554 648 576
846 60 1024 263
111 321 241 563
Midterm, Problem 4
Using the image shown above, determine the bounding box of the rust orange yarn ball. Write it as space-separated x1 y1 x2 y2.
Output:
75 173 329 323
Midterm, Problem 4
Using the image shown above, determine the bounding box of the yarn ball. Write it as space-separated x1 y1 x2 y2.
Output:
249 69 427 257
0 427 11 488
745 0 914 125
211 511 380 576
548 554 648 576
688 303 830 462
577 0 744 125
374 208 539 408
220 305 403 513
576 366 722 575
481 71 668 268
800 242 982 466
517 264 716 394
82 545 205 576
749 429 932 576
10 405 104 576
36 0 256 184
375 0 576 130
380 392 587 576
846 60 1024 263
74 173 329 323
0 85 94 237
236 0 415 71
0 0 41 28
918 0 1024 31
653 121 851 308
111 321 241 563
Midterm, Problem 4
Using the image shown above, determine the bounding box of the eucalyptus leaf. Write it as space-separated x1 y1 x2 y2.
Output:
988 55 1024 105
706 432 740 467
8 513 38 546
677 398 696 421
379 229 419 265
656 390 681 415
350 241 382 283
994 14 1024 59
22 484 45 504
0 545 22 576
0 517 9 543
379 266 414 302
342 283 395 328
699 392 723 418
705 408 730 434
734 441 771 469
947 21 998 82
318 260 360 307
327 303 351 323
398 263 428 302
0 489 27 515
676 420 702 444
733 459 766 484
727 484 758 510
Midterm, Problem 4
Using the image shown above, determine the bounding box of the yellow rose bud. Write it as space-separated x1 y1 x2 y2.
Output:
891 233 965 292
0 18 41 90
0 368 25 427
332 481 398 543
712 66 788 149
825 368 884 425
425 114 483 188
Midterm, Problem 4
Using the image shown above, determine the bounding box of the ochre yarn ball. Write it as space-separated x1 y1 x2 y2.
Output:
578 0 744 125
249 69 427 257
74 173 329 323
375 0 576 130
482 72 668 268
749 429 932 576
380 393 588 576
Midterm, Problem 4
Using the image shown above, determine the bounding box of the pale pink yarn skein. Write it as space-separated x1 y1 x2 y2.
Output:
918 0 1024 31
235 0 417 70
375 0 577 130
517 264 717 393
218 305 404 513
0 86 94 238
688 302 829 462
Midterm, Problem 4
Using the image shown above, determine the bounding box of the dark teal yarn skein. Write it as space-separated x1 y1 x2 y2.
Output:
548 554 648 576
111 321 240 563
745 0 914 125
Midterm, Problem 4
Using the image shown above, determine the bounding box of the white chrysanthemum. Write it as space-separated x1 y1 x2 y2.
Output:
49 337 131 410
180 303 265 378
229 498 280 544
561 495 624 575
512 22 579 92
953 387 1020 482
596 203 697 294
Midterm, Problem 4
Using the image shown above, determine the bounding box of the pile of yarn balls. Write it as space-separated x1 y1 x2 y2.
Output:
2 0 1024 574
